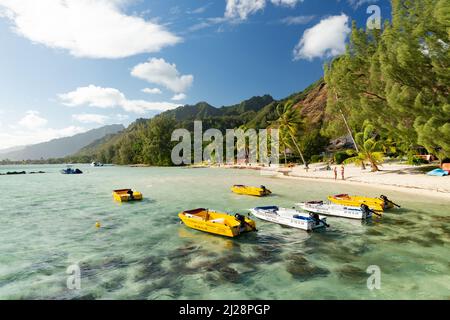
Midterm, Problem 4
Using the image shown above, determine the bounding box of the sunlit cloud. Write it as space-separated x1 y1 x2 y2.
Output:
59 85 180 114
131 58 194 94
0 0 181 58
293 14 350 60
72 113 109 124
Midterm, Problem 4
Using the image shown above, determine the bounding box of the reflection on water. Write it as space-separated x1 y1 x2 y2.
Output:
0 165 449 299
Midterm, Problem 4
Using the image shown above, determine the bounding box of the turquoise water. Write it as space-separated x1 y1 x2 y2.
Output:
0 165 449 300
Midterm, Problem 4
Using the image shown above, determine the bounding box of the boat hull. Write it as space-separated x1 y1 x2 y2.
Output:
328 194 389 211
231 185 271 197
297 202 372 220
113 190 143 202
249 207 326 231
179 209 256 238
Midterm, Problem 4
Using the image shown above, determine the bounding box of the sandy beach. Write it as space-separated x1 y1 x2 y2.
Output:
222 162 450 200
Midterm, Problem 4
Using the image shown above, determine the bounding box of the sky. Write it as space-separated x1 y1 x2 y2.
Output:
0 0 391 150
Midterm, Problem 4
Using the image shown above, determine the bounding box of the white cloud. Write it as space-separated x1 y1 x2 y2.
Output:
189 0 303 32
131 58 194 94
0 0 180 59
171 93 187 101
280 15 315 25
115 114 129 121
59 85 180 114
225 0 266 20
188 4 211 15
59 86 125 108
142 88 162 95
18 110 48 129
121 100 180 114
270 0 302 7
224 0 302 20
347 0 379 9
293 14 351 61
187 17 228 32
72 113 109 124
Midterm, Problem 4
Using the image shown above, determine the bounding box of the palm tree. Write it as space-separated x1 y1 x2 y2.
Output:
279 129 291 165
270 102 307 168
344 124 384 172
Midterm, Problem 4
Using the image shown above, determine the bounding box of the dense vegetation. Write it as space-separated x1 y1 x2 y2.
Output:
324 0 449 163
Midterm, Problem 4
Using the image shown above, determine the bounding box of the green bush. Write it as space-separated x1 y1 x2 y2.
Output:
310 155 323 163
407 155 429 166
334 151 354 164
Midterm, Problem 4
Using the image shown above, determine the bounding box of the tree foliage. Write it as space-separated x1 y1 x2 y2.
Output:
324 0 450 160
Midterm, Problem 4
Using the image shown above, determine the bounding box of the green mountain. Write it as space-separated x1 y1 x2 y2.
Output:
68 81 328 165
1 124 125 161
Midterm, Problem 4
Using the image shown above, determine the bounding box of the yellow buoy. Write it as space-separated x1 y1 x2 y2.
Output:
95 221 101 228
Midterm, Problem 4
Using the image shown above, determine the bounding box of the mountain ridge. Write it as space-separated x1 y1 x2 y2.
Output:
70 80 327 164
0 124 125 161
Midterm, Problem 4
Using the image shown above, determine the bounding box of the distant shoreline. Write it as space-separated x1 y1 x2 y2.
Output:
2 161 449 200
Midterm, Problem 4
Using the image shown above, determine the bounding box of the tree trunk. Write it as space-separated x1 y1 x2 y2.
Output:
288 132 307 168
334 92 365 170
368 155 379 172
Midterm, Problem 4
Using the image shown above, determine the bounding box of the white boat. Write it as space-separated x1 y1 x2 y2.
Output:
296 201 378 220
91 162 104 167
249 206 328 231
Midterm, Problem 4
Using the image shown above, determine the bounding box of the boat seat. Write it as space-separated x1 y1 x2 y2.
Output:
185 213 204 220
210 218 225 224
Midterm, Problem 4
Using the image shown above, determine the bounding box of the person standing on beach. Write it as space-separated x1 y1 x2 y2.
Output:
334 167 337 180
341 164 345 180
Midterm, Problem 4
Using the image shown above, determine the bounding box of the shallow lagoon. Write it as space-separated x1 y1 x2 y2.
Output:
0 165 449 299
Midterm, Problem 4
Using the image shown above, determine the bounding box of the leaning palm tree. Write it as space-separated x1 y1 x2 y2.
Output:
269 102 307 168
344 124 384 172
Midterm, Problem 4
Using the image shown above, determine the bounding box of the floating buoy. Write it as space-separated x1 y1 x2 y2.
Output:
95 221 101 229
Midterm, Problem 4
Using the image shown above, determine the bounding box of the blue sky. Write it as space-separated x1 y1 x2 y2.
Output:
0 0 390 149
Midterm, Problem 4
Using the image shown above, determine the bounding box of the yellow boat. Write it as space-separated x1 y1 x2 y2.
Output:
178 208 257 238
231 185 272 197
328 194 397 212
113 189 143 202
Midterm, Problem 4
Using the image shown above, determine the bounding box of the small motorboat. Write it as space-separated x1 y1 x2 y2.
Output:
231 185 272 197
249 206 328 231
178 208 257 238
328 194 399 211
113 189 143 202
91 162 104 167
61 167 83 174
296 201 380 219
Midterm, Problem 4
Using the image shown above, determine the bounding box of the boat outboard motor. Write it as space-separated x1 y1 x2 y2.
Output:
312 213 320 224
310 213 330 228
361 204 381 217
235 213 246 226
235 213 256 232
127 189 134 200
380 195 401 208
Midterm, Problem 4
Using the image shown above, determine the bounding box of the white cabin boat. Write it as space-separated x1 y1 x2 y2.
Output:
296 201 377 220
249 206 328 231
91 162 104 167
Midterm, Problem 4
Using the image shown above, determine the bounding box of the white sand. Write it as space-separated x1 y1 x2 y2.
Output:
222 162 450 200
